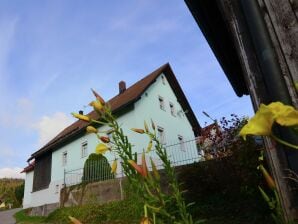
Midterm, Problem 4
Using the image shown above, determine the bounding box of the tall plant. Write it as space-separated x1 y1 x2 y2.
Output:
71 89 198 224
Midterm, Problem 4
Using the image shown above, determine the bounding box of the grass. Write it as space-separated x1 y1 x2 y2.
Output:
14 209 46 224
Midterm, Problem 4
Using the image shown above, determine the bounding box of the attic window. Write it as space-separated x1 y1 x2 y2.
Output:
169 102 175 116
62 151 68 166
81 141 88 158
158 96 165 111
161 75 166 85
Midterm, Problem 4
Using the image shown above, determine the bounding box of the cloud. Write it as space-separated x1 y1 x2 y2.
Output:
0 167 25 179
34 112 73 147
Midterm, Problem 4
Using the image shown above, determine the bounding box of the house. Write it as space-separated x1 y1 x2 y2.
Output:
22 63 201 210
185 0 298 219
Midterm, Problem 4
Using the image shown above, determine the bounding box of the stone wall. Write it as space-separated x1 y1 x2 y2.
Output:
60 178 125 207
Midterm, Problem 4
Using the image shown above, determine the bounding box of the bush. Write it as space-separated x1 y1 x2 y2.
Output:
46 198 142 224
82 153 114 183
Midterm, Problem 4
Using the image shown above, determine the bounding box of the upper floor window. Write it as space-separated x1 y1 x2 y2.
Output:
169 102 175 116
161 75 166 85
159 96 165 111
178 135 185 151
81 141 88 158
158 127 166 145
62 151 67 166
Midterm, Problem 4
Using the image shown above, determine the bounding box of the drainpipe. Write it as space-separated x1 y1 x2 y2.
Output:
239 0 298 215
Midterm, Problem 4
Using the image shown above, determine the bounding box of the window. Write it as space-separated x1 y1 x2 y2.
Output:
169 102 175 116
161 75 166 85
159 96 165 111
62 151 67 166
81 141 88 158
157 127 166 144
178 135 185 151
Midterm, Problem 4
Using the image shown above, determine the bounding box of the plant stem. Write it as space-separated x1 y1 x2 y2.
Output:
271 134 298 150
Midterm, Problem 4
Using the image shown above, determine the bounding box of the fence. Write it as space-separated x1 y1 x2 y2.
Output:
64 138 202 187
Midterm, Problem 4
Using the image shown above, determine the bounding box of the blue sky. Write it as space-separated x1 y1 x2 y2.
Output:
0 0 253 178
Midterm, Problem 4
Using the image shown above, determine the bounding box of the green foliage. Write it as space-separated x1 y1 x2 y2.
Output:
14 209 46 223
82 153 114 183
178 146 274 224
0 178 24 208
46 198 142 224
15 183 24 205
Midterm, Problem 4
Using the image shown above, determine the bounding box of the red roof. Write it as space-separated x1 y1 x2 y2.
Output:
21 161 35 173
28 63 201 161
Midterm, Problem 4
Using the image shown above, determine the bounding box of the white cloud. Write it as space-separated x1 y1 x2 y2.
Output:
34 112 73 147
0 167 25 179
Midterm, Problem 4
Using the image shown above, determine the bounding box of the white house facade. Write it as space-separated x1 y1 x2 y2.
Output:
22 63 201 209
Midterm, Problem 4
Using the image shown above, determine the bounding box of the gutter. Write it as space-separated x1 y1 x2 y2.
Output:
240 0 298 208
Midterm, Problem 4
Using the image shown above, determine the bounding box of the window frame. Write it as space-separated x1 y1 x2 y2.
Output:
169 102 175 116
81 141 88 158
62 151 68 166
178 135 185 151
157 126 166 145
158 96 165 111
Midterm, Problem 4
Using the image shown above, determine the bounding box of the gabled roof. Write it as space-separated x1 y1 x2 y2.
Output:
28 63 201 161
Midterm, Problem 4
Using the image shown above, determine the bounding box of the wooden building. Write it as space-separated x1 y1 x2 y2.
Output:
185 0 298 220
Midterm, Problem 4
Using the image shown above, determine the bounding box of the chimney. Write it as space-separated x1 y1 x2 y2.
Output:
79 110 84 115
119 81 126 94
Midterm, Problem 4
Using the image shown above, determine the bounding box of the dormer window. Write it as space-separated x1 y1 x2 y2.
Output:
169 102 175 116
159 96 165 111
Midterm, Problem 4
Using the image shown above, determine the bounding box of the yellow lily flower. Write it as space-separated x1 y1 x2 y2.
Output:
89 100 103 112
259 164 276 190
140 217 151 224
69 216 82 224
144 121 149 133
146 140 153 153
150 158 160 181
239 104 274 140
111 159 117 174
91 88 105 105
71 113 91 122
95 143 110 154
131 128 145 134
99 136 110 143
86 126 97 133
267 102 298 126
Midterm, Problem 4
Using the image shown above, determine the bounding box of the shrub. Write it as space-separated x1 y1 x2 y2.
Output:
82 153 114 183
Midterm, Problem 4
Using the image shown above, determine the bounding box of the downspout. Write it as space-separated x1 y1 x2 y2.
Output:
239 0 298 211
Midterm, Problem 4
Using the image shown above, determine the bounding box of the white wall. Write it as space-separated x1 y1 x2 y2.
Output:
23 171 33 208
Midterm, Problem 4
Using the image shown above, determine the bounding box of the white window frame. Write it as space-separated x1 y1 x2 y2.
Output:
157 126 166 145
62 151 68 166
169 102 175 116
158 96 165 111
81 141 88 158
178 135 185 151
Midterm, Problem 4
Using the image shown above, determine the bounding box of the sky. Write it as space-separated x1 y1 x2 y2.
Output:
0 0 254 178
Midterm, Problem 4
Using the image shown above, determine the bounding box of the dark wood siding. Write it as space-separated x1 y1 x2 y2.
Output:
32 152 52 192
